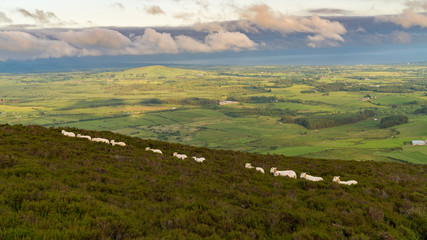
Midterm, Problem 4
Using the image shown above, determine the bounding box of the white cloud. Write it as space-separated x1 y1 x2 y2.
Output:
55 28 132 49
239 4 347 48
204 31 257 51
406 1 427 11
0 28 257 61
0 31 78 61
376 8 427 28
132 28 179 54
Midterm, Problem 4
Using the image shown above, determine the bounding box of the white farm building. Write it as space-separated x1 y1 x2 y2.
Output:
412 140 426 146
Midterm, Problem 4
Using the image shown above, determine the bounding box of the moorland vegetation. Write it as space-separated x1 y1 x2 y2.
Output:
0 124 426 239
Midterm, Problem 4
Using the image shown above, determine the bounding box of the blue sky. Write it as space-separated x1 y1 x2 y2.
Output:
0 0 426 64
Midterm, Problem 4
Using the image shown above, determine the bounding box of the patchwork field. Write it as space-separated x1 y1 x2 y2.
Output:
1 64 426 163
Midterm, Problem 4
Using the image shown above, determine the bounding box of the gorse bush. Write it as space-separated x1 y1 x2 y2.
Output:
0 124 425 239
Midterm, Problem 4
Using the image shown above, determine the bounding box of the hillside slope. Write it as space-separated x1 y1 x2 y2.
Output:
0 124 425 239
121 65 206 78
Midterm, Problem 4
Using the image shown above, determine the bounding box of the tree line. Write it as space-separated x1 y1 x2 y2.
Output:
293 110 376 130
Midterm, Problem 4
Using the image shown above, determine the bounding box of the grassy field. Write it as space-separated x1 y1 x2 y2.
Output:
1 64 426 164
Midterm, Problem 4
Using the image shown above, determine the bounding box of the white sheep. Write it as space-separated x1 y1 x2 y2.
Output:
91 137 110 144
300 172 323 182
271 167 297 179
77 134 91 140
333 176 358 185
61 130 76 137
245 163 254 169
146 147 163 154
173 152 187 160
111 140 126 147
192 156 206 163
256 167 265 174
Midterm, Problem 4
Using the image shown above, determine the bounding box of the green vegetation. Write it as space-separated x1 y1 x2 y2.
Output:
294 110 375 130
380 115 409 129
0 124 426 239
0 64 426 163
414 105 427 114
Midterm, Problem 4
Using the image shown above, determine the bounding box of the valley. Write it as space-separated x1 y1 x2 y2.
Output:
1 64 426 164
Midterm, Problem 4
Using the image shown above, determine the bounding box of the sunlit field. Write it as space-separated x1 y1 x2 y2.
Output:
1 64 426 163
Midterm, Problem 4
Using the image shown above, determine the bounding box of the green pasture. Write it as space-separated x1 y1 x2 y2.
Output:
1 64 426 163
265 146 330 156
376 148 427 164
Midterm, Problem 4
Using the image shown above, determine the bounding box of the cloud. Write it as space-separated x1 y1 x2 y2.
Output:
133 28 179 54
376 8 427 28
390 30 412 44
406 1 427 10
193 22 225 32
239 4 347 48
0 31 78 61
17 8 62 25
111 2 124 10
0 11 12 23
173 13 194 21
55 29 132 49
308 8 350 15
175 35 211 52
0 28 257 61
146 6 165 15
132 28 256 54
204 31 257 51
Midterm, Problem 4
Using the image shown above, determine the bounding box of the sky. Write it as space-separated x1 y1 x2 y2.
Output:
0 0 426 65
0 0 417 27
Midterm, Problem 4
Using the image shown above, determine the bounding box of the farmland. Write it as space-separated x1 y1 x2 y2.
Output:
1 64 426 164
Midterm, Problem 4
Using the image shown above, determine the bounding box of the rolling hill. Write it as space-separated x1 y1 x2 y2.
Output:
121 65 207 79
0 124 426 239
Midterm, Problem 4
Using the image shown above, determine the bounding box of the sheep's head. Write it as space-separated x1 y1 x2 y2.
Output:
300 172 306 178
145 147 150 151
173 152 178 156
270 167 276 173
273 169 277 173
333 176 340 182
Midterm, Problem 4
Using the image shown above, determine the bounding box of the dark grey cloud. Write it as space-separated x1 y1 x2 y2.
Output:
17 8 61 25
173 12 194 21
308 8 350 15
146 6 165 15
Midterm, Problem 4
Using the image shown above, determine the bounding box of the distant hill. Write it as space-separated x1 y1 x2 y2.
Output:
0 124 425 239
121 65 206 78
